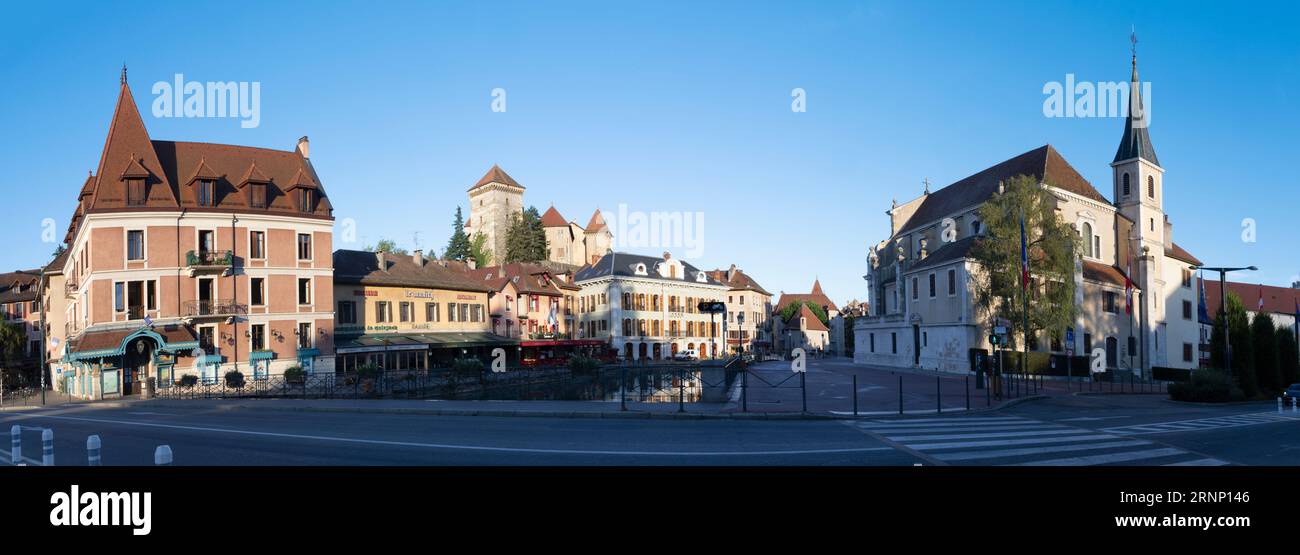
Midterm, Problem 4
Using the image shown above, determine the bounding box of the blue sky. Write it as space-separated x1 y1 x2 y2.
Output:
2 0 1296 306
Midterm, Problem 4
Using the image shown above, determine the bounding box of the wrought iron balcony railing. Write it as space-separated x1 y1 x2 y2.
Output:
184 299 246 319
186 250 233 268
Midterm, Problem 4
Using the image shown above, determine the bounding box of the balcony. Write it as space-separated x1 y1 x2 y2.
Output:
64 278 79 298
186 250 233 276
183 299 246 322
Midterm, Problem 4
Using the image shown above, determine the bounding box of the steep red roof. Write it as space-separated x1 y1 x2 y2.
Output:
1166 243 1202 266
540 206 568 227
786 304 829 331
1202 279 1300 317
775 280 836 314
1081 260 1130 288
469 164 522 191
585 209 607 232
73 79 332 232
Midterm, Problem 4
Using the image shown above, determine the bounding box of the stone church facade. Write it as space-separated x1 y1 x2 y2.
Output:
854 54 1201 376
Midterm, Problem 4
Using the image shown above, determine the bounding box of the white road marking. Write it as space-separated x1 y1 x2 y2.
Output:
1101 411 1300 436
1008 447 1187 466
1057 416 1132 422
905 433 1122 450
884 429 1092 442
0 413 891 457
1164 458 1230 466
930 440 1152 461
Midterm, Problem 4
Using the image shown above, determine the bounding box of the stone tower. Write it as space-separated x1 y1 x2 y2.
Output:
466 165 524 264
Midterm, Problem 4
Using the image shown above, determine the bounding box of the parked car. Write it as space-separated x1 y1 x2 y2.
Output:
1283 383 1300 402
672 349 698 362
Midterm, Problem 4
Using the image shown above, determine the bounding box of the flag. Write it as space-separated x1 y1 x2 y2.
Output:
1124 252 1134 315
1197 271 1212 324
1019 211 1030 289
1258 284 1265 311
547 300 558 329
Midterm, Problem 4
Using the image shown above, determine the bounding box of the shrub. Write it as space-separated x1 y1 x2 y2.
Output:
1168 368 1245 403
178 374 198 387
569 355 601 375
451 357 485 375
224 370 245 388
283 366 306 384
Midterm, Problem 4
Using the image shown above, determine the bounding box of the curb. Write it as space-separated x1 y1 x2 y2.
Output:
136 400 843 420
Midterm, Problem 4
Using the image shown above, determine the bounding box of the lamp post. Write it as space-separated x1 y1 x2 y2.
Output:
1193 265 1257 384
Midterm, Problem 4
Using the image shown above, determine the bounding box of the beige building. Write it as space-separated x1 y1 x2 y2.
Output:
782 304 830 352
706 265 772 355
574 252 728 361
40 251 70 391
331 249 509 370
772 280 844 357
464 165 612 267
855 54 1201 376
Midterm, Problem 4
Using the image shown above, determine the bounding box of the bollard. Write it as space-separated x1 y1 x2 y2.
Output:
898 375 903 415
86 435 101 466
154 445 173 466
10 425 19 465
677 368 685 413
41 428 54 466
1293 396 1298 413
852 374 858 417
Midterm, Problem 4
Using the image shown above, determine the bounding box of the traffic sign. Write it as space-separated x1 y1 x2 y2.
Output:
698 301 726 314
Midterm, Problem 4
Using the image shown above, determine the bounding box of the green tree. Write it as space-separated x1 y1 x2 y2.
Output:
1276 327 1299 388
469 231 492 268
365 238 407 256
504 206 547 263
779 301 829 326
0 322 26 390
444 206 471 261
969 174 1081 369
1219 293 1256 397
52 244 67 258
1252 312 1280 394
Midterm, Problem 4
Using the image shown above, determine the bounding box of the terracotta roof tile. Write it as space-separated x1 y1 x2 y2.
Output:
540 206 567 227
469 164 522 191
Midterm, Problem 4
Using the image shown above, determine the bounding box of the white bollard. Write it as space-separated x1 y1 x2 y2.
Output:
41 428 53 466
10 425 19 465
154 445 172 466
86 435 101 466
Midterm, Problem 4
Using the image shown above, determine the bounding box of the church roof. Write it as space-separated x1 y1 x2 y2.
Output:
540 205 568 227
469 164 522 191
1081 260 1131 288
1113 57 1160 167
1166 243 1202 266
896 145 1107 237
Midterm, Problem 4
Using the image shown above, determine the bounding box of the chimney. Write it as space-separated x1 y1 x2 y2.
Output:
296 136 310 158
413 249 424 266
376 251 386 270
467 258 478 270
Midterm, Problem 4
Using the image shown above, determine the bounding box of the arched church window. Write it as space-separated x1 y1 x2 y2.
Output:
1082 222 1093 257
1122 173 1130 196
1147 175 1155 198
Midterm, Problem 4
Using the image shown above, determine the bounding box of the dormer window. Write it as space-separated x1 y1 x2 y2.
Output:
633 263 647 276
695 272 707 283
249 183 267 208
298 189 314 213
197 180 215 206
126 179 146 206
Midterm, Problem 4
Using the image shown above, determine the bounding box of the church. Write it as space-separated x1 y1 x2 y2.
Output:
854 52 1201 377
463 165 611 268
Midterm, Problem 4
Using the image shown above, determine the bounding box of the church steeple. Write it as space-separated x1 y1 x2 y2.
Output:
1113 36 1159 166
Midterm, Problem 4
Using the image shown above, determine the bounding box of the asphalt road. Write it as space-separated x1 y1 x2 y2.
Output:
1 388 1296 466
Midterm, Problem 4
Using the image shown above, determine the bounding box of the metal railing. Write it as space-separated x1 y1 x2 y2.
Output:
185 250 233 268
183 299 246 318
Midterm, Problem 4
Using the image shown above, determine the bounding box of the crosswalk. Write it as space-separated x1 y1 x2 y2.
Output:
855 416 1230 466
1099 411 1300 436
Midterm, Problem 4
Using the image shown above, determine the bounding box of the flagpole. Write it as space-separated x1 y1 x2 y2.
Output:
1020 207 1029 383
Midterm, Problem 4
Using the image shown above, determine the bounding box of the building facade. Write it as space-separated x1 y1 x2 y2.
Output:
51 73 337 399
1 269 44 386
854 54 1201 376
772 280 843 357
706 265 772 355
332 249 510 370
574 252 728 361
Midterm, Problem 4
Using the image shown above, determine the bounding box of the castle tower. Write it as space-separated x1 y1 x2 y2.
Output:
467 165 524 263
583 209 612 265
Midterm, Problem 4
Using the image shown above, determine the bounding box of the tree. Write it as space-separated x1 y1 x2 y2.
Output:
780 301 829 326
1276 327 1299 388
1218 292 1256 397
504 205 548 263
469 231 492 267
52 244 66 258
0 322 26 392
1252 312 1279 394
969 174 1081 369
365 238 408 256
444 206 471 261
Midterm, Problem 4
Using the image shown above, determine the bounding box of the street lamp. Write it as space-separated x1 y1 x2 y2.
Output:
1192 265 1257 383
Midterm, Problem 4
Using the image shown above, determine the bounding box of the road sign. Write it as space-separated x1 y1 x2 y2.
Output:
698 301 726 314
994 325 1007 335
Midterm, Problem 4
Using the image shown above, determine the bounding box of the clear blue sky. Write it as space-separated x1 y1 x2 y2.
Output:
2 1 1296 306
